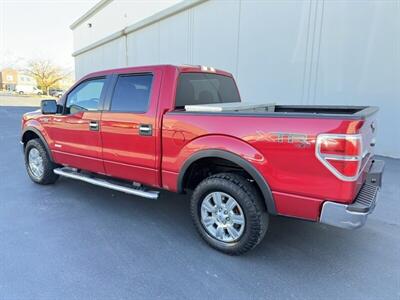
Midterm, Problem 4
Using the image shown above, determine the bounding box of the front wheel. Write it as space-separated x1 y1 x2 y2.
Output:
190 173 268 255
24 139 59 185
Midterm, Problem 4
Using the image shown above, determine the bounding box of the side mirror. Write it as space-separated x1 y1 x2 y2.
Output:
41 99 58 114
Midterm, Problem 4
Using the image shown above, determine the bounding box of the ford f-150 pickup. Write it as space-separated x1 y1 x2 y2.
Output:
21 65 384 255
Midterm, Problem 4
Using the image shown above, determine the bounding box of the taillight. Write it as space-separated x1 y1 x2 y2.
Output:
316 134 363 181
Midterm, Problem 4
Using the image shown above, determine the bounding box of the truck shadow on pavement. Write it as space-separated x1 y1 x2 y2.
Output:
53 176 373 266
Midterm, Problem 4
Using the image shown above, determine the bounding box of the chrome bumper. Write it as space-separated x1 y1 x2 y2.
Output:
320 160 384 229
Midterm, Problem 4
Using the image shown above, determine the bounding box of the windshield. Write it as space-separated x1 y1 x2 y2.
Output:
175 73 240 108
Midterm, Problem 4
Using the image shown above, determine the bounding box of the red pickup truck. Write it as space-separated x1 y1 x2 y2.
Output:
21 65 384 255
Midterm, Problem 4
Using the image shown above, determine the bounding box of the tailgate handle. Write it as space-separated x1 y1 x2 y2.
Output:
139 124 152 136
370 138 376 147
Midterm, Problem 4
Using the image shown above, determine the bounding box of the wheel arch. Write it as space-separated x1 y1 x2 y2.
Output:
21 127 54 161
177 149 276 215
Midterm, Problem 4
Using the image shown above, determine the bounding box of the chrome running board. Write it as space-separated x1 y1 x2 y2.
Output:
54 167 159 199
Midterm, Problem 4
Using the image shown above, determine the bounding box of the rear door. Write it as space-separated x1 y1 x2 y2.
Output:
49 76 108 174
100 70 162 187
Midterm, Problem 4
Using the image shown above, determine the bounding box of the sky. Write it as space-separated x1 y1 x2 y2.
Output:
0 0 98 72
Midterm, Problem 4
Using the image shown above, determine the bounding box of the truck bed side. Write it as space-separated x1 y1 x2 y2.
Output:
161 112 375 221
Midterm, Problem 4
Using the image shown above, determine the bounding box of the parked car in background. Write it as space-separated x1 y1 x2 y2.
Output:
16 85 43 95
20 65 384 255
49 89 65 98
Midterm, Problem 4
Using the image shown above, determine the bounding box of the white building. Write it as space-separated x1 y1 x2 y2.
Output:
71 0 400 158
17 73 37 86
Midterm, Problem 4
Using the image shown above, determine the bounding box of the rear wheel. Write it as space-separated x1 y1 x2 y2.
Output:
190 173 268 255
24 139 59 184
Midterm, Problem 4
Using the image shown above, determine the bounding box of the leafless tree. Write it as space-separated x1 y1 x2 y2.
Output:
25 59 71 95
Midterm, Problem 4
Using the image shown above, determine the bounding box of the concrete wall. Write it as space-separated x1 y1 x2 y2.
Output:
72 0 400 158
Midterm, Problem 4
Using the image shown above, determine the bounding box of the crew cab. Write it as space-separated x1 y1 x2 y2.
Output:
21 65 384 255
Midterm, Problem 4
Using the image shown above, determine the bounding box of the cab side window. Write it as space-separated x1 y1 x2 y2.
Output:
65 78 106 114
110 74 153 113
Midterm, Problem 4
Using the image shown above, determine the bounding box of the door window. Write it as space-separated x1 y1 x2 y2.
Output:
65 78 105 114
110 74 153 113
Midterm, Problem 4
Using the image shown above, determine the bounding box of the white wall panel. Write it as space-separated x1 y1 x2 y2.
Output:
191 0 240 74
237 0 311 104
75 36 126 79
315 1 400 157
127 25 160 66
159 10 190 64
73 0 181 51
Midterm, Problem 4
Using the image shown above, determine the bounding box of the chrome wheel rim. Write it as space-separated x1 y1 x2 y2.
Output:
200 192 245 243
28 148 44 179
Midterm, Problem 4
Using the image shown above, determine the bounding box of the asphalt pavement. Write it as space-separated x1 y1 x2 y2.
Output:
0 106 399 300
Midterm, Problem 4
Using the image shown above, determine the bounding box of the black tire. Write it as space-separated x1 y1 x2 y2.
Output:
24 138 59 185
190 173 269 255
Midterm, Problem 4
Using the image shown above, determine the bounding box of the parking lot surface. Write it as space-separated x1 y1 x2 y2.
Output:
0 106 399 300
0 94 43 107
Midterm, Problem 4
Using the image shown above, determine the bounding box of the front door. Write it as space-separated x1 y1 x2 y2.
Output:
100 72 161 187
49 77 107 174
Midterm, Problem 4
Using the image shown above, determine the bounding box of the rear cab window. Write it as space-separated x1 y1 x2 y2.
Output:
175 73 241 109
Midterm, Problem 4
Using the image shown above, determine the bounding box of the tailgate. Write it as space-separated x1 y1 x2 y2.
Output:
352 110 379 197
314 107 379 203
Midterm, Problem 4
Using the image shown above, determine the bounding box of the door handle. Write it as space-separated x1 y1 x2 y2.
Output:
139 124 152 136
89 120 99 131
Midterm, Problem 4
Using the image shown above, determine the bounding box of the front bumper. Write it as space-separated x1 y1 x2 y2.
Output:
319 159 385 229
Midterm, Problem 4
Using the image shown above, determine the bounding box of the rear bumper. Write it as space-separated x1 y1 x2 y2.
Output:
319 159 384 229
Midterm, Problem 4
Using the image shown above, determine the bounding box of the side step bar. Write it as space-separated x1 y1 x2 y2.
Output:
54 168 159 199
